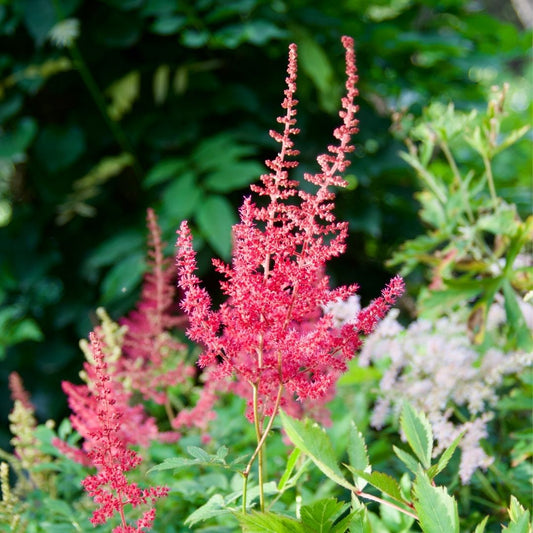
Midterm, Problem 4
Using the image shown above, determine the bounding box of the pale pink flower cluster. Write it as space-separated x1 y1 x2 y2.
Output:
353 306 532 483
119 208 192 405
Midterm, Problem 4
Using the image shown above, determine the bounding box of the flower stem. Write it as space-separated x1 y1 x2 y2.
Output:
242 384 284 512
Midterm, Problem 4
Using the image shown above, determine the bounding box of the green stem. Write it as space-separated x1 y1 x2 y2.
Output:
438 139 474 223
355 489 418 520
481 151 498 209
242 384 284 512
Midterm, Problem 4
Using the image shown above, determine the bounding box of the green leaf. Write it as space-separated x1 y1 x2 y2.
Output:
237 511 304 533
204 160 263 192
185 494 230 527
473 516 488 533
300 498 347 533
0 307 44 352
413 470 459 533
280 410 354 491
295 29 338 113
84 230 144 272
148 456 203 472
100 252 144 303
494 125 530 155
277 447 301 491
34 124 86 172
196 195 237 260
187 445 211 462
347 422 370 490
148 445 239 474
427 432 463 480
106 71 140 121
150 15 186 35
345 467 405 504
145 158 188 188
153 64 170 104
0 117 37 158
348 507 372 533
502 279 533 351
93 10 143 48
393 445 420 475
181 29 210 48
192 133 257 173
160 171 202 223
22 0 57 46
400 403 433 469
504 496 531 532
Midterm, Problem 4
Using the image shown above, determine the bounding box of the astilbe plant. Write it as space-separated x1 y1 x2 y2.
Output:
119 208 192 411
176 36 404 511
62 332 168 531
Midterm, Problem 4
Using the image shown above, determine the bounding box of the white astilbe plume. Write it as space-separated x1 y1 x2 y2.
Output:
48 19 80 48
352 302 533 484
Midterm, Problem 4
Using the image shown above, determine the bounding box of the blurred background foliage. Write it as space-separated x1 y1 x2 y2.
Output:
0 0 531 447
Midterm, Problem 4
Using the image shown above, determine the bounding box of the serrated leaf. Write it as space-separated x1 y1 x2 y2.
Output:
393 445 421 475
348 507 372 533
400 403 433 469
413 470 459 533
277 447 301 491
280 410 354 491
494 125 530 155
473 516 488 533
187 445 211 461
427 432 463 480
216 445 229 460
300 498 346 533
347 422 370 490
185 494 230 526
147 456 201 472
196 195 237 260
505 495 531 532
346 467 406 504
237 510 304 533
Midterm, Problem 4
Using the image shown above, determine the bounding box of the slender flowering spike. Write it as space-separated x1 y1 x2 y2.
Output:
8 372 33 411
176 37 404 422
75 332 168 530
119 208 191 405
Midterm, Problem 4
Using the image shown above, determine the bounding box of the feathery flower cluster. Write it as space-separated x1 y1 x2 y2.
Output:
54 317 162 467
69 332 168 531
119 208 191 405
356 304 532 483
176 36 404 422
7 372 53 492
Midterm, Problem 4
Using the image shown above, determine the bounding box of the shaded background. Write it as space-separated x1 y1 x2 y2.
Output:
0 0 531 448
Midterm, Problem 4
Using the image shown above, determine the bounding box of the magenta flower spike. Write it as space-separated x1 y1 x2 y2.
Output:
176 36 404 429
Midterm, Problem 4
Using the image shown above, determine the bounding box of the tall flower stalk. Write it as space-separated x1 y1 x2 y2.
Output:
176 36 404 512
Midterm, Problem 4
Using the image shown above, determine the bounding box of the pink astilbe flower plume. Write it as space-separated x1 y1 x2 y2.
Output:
59 332 168 531
119 208 192 406
8 371 33 410
176 36 405 424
